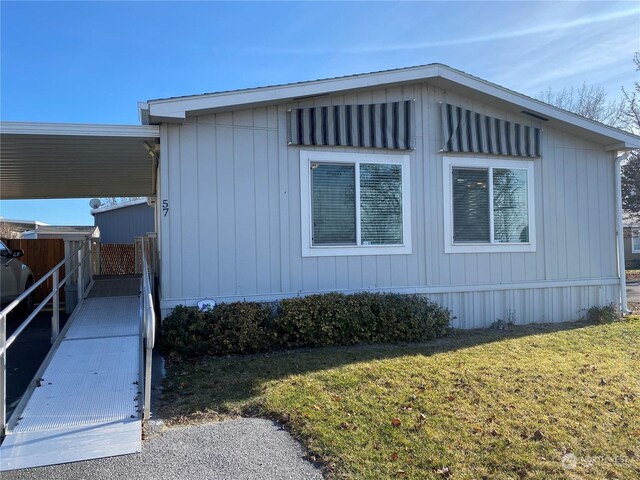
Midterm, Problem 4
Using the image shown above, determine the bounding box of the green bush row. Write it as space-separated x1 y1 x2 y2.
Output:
160 292 452 359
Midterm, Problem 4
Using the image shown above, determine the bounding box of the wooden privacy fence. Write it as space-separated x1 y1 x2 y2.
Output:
2 238 156 290
134 235 158 277
100 243 136 275
2 238 66 303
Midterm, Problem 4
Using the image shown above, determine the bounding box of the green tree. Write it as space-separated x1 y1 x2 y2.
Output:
621 52 640 223
622 152 640 223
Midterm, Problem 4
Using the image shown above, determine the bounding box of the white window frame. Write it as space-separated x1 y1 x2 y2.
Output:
632 229 640 253
300 150 412 257
443 156 536 254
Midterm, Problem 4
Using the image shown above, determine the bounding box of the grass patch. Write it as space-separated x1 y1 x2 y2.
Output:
159 319 640 479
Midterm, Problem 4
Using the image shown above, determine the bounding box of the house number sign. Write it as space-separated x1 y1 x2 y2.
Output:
162 199 169 217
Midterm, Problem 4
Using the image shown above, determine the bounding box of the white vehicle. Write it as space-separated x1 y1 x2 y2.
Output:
0 240 35 313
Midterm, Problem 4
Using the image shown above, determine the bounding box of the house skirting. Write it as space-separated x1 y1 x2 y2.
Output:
160 278 619 328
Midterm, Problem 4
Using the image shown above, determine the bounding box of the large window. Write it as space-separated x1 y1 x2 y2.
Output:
443 157 536 253
300 150 411 257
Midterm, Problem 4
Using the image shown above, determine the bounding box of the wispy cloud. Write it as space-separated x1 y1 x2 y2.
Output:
231 6 639 55
483 18 637 95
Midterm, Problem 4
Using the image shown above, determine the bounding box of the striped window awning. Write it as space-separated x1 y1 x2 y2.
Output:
288 101 414 150
442 103 541 157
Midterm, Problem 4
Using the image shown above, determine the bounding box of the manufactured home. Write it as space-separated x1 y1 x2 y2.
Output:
2 65 639 328
136 64 639 326
1 63 640 470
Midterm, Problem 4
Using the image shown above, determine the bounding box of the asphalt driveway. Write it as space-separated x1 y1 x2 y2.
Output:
3 316 323 479
627 282 640 304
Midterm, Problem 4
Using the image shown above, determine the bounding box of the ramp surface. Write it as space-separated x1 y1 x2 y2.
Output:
0 292 142 472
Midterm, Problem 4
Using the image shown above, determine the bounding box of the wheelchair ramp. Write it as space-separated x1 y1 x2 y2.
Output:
0 285 142 471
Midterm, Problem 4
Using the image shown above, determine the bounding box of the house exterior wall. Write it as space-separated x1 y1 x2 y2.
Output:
157 81 620 327
93 203 155 244
624 227 640 269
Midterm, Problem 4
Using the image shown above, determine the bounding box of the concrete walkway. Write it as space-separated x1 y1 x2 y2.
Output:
2 419 324 480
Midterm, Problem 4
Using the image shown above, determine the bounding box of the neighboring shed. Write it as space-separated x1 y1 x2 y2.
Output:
138 63 640 325
18 225 100 311
0 217 48 239
91 199 155 244
21 225 99 240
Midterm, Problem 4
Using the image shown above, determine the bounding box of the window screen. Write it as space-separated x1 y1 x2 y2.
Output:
493 169 529 243
452 168 490 242
360 163 403 245
311 163 356 245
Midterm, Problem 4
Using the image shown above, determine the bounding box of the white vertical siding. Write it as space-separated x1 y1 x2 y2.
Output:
157 81 620 327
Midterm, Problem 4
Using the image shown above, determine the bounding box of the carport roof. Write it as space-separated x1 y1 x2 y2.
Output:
0 122 160 200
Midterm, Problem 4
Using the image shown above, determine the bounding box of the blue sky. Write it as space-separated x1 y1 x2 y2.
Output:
1 1 638 225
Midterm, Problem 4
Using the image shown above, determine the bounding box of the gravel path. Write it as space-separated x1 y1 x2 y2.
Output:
2 419 324 480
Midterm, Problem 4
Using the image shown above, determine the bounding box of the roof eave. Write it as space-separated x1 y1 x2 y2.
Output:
144 64 443 123
433 67 640 149
605 142 640 152
142 64 640 148
0 121 160 138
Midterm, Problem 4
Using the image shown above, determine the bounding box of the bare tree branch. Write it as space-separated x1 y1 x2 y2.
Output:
539 53 640 224
537 83 627 128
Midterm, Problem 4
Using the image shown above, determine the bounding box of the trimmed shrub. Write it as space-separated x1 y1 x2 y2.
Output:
160 302 276 358
584 304 621 324
161 292 452 359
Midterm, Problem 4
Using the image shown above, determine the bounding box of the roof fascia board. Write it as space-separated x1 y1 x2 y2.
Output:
0 218 49 226
0 122 160 138
146 64 441 120
605 142 637 152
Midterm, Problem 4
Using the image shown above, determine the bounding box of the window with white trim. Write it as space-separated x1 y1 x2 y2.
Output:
300 150 411 257
633 229 640 253
443 157 536 253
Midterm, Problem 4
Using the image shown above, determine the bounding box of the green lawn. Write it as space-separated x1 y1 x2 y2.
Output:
159 318 640 479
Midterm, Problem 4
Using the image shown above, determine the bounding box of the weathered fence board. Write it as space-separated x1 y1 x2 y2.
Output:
2 238 66 303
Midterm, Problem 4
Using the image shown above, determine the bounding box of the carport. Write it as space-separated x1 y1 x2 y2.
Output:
1 122 159 199
0 121 160 471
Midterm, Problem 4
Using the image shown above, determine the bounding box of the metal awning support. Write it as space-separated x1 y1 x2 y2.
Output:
0 122 160 200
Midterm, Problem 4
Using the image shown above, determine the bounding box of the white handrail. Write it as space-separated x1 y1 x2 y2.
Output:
142 249 156 348
1 240 88 318
0 238 94 437
140 238 156 420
